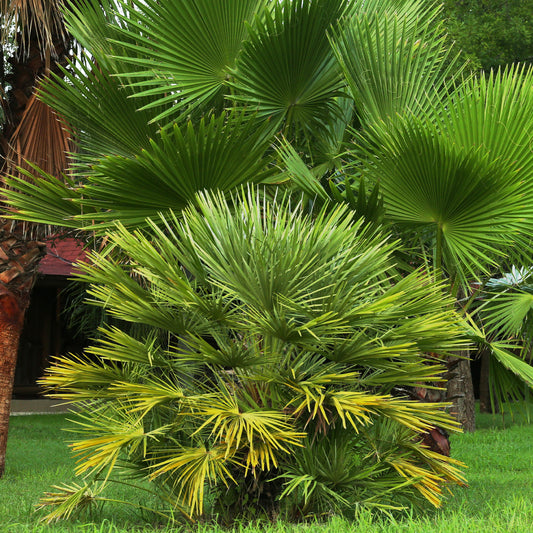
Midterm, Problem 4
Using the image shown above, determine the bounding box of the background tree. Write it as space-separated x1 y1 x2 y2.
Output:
435 0 533 71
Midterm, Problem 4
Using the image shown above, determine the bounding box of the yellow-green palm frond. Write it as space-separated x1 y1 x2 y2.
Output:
387 447 466 508
108 379 186 415
414 446 466 488
37 481 105 524
388 457 444 507
327 391 383 429
193 394 306 460
70 406 165 478
329 391 461 434
38 353 125 401
149 444 236 517
244 439 286 472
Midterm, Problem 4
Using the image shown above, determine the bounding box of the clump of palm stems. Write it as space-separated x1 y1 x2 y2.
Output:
40 189 467 523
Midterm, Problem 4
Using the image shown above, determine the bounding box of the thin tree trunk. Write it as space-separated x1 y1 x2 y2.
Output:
0 221 46 477
0 291 25 477
447 354 476 432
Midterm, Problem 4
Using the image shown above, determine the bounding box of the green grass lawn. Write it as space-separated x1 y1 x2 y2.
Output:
2 409 533 533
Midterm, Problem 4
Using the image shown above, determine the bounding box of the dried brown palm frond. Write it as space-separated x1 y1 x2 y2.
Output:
4 87 72 182
0 0 67 58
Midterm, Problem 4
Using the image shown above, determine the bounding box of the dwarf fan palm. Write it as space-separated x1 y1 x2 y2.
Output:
39 189 467 521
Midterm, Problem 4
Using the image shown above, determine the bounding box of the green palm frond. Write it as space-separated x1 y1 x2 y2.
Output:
178 189 398 326
6 108 277 231
487 343 533 414
175 332 264 369
40 0 167 161
74 110 276 229
109 0 265 124
462 313 533 413
38 56 159 162
441 65 533 190
332 1 466 127
86 326 166 366
277 140 330 201
63 0 133 71
3 165 83 227
77 251 197 334
280 437 365 513
232 0 348 147
363 117 532 286
490 342 533 390
480 290 533 338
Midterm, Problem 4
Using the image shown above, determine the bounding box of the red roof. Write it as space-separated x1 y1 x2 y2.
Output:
39 238 87 277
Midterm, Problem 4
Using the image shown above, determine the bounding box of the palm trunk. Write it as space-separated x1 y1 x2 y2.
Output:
478 348 497 413
0 220 46 476
0 291 25 477
446 354 476 432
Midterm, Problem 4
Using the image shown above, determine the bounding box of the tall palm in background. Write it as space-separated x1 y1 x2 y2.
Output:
2 0 533 486
0 0 73 477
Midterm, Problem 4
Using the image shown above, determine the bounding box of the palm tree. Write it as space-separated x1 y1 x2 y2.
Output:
283 12 533 429
0 0 73 477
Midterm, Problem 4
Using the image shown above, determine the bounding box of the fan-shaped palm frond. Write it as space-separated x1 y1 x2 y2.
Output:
232 0 348 148
440 65 533 190
78 110 275 228
105 0 265 124
332 1 465 127
481 290 533 339
4 89 72 180
38 53 160 162
362 116 532 287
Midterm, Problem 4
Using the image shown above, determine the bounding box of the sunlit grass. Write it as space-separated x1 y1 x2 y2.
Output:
2 408 533 532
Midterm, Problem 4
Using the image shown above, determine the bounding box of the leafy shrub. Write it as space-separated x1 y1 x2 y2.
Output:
41 190 466 522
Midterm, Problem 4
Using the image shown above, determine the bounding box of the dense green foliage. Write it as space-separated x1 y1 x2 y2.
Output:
436 0 533 71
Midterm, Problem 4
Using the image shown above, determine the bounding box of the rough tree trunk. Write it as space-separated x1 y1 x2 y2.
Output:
447 353 476 432
0 292 25 478
0 220 46 477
